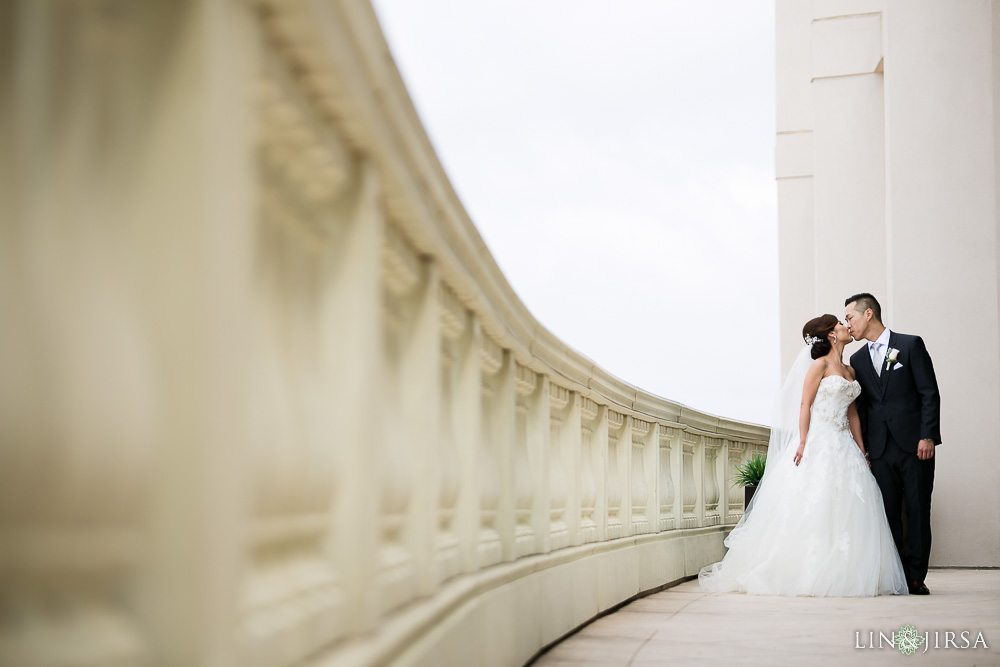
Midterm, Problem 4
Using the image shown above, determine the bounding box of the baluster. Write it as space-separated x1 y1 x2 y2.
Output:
453 312 482 576
579 398 600 544
512 363 538 557
548 384 571 550
494 350 517 562
728 441 748 522
682 433 699 528
433 282 467 586
630 418 651 535
374 222 423 615
477 335 504 567
606 410 625 539
659 427 677 531
237 25 363 664
329 163 381 638
703 437 722 526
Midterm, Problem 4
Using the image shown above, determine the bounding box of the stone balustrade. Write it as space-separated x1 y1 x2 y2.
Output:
0 1 768 665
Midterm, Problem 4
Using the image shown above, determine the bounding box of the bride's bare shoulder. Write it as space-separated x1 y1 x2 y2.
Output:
806 358 827 379
846 366 857 381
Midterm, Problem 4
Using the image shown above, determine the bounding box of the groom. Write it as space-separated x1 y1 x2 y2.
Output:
844 293 941 595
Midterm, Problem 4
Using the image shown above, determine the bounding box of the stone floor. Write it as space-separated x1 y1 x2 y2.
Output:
531 568 1000 666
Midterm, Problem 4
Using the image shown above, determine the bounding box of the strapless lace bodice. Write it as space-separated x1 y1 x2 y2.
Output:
811 375 861 432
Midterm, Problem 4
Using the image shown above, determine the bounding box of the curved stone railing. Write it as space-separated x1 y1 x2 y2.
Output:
0 1 768 666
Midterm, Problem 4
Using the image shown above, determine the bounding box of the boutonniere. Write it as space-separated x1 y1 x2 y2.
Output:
885 348 900 371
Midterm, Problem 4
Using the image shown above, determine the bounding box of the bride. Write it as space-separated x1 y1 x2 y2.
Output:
698 314 909 596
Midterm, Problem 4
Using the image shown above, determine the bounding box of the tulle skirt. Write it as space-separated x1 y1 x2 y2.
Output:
698 422 909 597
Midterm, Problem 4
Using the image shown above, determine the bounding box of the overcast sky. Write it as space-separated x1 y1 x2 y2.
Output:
371 1 779 425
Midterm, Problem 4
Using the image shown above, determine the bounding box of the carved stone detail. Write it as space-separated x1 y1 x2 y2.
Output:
549 383 570 411
480 335 503 376
382 222 421 298
514 363 537 397
438 282 467 340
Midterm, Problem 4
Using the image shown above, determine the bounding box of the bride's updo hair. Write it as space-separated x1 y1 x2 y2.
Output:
802 314 839 360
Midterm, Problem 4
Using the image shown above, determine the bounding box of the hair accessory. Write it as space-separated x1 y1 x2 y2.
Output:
803 334 820 347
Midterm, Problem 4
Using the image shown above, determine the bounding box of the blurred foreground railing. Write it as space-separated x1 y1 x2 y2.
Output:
0 1 768 666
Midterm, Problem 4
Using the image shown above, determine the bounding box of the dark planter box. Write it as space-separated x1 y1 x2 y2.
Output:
744 484 758 508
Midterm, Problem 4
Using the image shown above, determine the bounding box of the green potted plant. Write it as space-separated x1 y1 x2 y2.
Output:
732 453 766 508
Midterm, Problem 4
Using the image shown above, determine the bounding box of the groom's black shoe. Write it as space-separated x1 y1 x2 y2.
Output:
907 578 930 595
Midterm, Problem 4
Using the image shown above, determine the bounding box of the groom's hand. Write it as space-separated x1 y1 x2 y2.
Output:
917 439 935 460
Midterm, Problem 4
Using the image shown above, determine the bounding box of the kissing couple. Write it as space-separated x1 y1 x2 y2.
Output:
699 293 941 597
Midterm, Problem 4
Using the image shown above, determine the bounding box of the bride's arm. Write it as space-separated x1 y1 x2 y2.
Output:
847 401 869 463
795 361 825 466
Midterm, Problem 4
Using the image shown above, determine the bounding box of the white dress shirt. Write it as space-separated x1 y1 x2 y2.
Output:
869 327 892 376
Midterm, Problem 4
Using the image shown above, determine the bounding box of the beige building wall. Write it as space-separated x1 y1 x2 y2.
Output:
776 0 1000 567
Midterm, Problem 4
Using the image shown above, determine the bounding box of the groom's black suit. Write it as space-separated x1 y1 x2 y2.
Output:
850 331 941 585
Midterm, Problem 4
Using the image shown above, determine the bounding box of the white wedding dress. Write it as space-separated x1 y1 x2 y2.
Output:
698 374 909 596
